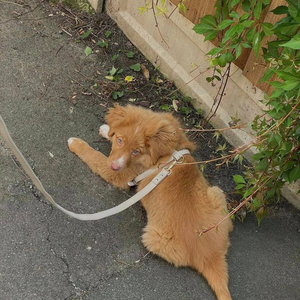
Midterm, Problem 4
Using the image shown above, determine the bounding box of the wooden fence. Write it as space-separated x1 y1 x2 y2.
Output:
170 0 286 94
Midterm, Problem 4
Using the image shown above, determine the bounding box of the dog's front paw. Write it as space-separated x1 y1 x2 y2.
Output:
68 137 86 154
99 124 110 140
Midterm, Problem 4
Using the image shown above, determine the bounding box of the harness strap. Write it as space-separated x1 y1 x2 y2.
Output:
128 149 190 186
0 115 188 221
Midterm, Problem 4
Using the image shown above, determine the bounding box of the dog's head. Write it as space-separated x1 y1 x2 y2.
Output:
105 105 195 172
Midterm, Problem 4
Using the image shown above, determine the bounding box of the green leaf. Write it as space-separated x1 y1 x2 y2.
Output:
287 0 299 19
236 184 246 190
280 35 300 49
241 20 255 28
193 23 215 34
253 0 262 19
244 187 254 198
126 51 135 58
200 15 217 27
229 11 239 19
256 159 268 170
270 89 285 98
223 24 244 42
280 80 300 91
217 19 235 30
105 30 112 38
252 152 265 161
268 108 286 119
111 91 124 100
262 23 274 36
206 47 222 56
178 2 187 13
245 28 256 42
289 165 300 182
262 0 271 6
109 66 117 76
160 104 170 111
271 5 288 15
79 28 92 39
130 63 141 72
84 46 92 56
233 174 246 184
241 0 251 12
112 54 120 61
240 13 250 22
97 39 108 48
204 30 217 41
260 69 274 82
228 0 241 10
252 31 262 57
274 70 299 81
235 44 242 59
241 41 252 48
217 52 235 67
273 23 300 36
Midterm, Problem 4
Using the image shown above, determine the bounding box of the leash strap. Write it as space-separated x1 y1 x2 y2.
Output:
0 115 187 221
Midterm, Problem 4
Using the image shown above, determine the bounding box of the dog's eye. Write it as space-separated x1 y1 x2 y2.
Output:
117 138 123 146
132 149 140 156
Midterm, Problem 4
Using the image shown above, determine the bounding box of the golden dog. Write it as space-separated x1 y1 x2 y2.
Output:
68 104 233 300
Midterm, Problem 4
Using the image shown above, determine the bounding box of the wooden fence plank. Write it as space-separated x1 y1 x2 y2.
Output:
242 0 287 94
170 0 215 23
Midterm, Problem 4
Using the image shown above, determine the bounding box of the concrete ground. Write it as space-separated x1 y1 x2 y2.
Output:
0 1 300 300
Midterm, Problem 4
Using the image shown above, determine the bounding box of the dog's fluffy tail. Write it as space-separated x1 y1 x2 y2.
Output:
207 186 228 211
207 186 233 233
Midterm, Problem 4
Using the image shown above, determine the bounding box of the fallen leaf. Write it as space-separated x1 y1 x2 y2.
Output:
172 100 178 112
125 76 134 82
130 63 141 72
84 46 92 56
141 64 150 80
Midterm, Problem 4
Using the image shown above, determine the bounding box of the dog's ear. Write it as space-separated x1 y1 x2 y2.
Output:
146 120 178 164
105 104 127 137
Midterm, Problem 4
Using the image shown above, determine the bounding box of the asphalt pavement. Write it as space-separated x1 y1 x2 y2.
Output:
0 1 300 300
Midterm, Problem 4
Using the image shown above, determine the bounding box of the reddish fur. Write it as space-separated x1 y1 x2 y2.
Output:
68 105 233 300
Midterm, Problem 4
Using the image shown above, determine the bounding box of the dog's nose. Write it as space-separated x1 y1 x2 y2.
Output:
110 161 121 171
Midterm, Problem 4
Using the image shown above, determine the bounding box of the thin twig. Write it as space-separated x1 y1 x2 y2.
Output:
182 122 248 133
204 63 232 125
150 0 170 49
197 177 271 236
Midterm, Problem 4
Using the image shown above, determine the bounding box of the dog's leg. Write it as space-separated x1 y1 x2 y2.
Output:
68 137 135 189
198 256 232 300
99 124 110 140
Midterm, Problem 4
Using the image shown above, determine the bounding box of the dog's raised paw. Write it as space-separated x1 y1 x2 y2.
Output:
99 124 110 140
68 137 82 153
68 137 78 146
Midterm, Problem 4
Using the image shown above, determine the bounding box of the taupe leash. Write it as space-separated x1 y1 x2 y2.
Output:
0 115 189 221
